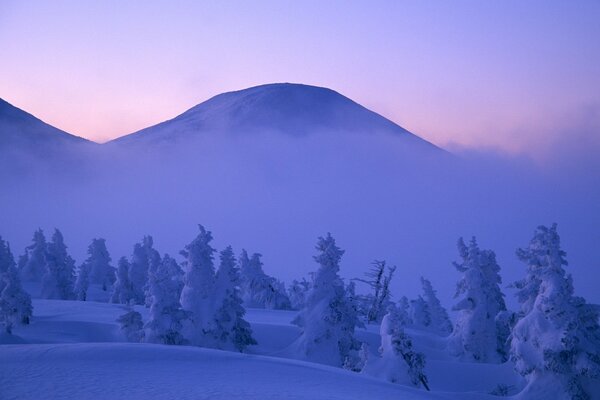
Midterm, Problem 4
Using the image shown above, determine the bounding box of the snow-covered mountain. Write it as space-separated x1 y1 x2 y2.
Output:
0 98 93 150
110 83 441 153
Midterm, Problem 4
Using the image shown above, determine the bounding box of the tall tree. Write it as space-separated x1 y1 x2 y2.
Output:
179 225 216 346
448 237 507 362
41 229 75 300
128 236 159 305
144 254 189 345
82 238 115 291
292 233 360 366
511 224 600 399
18 229 47 282
212 246 256 351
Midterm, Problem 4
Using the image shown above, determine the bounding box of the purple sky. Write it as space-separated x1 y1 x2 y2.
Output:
1 1 599 157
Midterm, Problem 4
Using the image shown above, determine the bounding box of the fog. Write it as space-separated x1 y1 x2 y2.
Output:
1 127 598 309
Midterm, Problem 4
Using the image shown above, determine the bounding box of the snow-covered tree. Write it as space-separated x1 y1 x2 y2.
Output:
211 246 256 351
128 236 158 305
510 224 600 399
448 237 507 363
117 305 144 342
397 296 413 326
41 229 75 300
0 237 33 333
409 296 430 329
179 225 217 346
287 277 311 310
81 238 115 291
363 306 429 390
144 254 189 345
111 257 134 304
420 277 452 335
18 229 47 282
239 250 291 310
74 264 90 301
355 261 396 324
292 233 361 366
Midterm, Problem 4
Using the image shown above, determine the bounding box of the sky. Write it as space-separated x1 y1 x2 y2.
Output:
1 1 599 157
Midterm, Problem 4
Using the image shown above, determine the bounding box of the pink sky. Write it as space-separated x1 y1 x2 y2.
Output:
1 1 599 157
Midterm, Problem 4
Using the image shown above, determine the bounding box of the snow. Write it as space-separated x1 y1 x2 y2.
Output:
0 298 529 399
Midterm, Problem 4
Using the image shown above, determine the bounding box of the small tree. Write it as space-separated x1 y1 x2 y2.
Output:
287 278 311 310
363 306 429 390
212 246 256 351
117 304 144 342
179 225 217 347
292 233 360 366
511 224 600 399
420 277 452 335
144 254 189 345
409 296 430 329
239 250 291 310
82 238 115 291
19 229 47 282
41 229 75 300
0 237 33 333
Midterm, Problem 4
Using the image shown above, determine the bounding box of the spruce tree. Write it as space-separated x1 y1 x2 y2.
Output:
82 238 115 291
41 229 75 300
239 250 291 310
212 246 256 351
179 225 216 346
448 237 507 362
511 224 600 399
292 233 360 366
19 229 47 282
74 264 90 301
144 254 189 345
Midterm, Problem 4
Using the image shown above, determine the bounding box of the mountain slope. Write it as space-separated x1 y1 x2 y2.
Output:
0 98 93 149
110 83 440 152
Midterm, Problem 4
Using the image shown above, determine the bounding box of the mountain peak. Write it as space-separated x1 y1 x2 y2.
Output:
112 83 438 151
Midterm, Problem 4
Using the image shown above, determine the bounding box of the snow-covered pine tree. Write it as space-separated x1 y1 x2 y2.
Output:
420 277 452 335
179 225 217 347
0 237 33 333
292 233 361 366
448 237 507 363
111 257 134 304
144 254 189 345
74 264 90 301
510 224 600 399
18 229 47 282
81 238 115 291
128 236 158 305
287 277 311 310
364 306 429 389
212 246 256 351
117 304 144 342
41 229 75 300
239 250 291 310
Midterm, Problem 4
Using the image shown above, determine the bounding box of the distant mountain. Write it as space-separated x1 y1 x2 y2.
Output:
110 83 441 152
0 98 93 149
